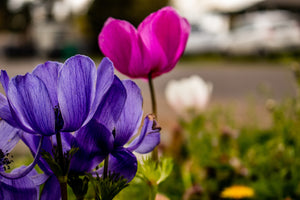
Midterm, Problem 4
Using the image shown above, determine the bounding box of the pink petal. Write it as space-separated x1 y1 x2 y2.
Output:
99 18 147 78
139 6 190 78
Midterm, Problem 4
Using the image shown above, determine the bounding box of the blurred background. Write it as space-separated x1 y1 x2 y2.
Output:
0 0 168 58
0 0 299 59
0 0 298 140
0 0 299 137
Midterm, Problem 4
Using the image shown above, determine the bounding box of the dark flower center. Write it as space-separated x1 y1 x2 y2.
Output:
54 105 64 132
112 128 116 138
0 149 13 171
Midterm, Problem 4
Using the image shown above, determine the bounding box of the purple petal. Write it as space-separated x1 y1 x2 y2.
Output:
0 120 20 153
29 172 48 187
0 135 45 180
109 148 137 182
0 167 40 200
131 132 160 154
114 80 143 147
20 133 53 175
58 55 96 132
99 18 146 78
0 71 18 127
127 115 160 153
70 119 113 172
85 57 115 126
61 132 74 152
40 175 61 200
7 73 55 135
93 75 126 131
32 61 62 107
0 70 9 94
10 165 48 185
0 93 18 127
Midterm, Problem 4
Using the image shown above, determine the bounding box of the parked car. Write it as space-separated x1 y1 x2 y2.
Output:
224 10 300 55
184 23 229 55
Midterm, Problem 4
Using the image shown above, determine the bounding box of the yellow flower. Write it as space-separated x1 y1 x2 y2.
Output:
220 185 255 199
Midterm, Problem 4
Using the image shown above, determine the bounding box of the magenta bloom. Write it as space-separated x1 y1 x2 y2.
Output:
98 6 190 79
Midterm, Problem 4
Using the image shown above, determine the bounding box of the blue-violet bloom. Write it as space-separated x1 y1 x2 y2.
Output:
71 76 161 181
0 55 114 136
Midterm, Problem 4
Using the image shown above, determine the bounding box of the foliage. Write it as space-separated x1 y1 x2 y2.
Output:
114 66 300 200
172 96 300 200
92 172 129 200
115 157 173 200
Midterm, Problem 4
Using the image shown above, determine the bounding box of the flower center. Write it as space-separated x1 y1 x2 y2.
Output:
0 149 13 171
112 128 116 138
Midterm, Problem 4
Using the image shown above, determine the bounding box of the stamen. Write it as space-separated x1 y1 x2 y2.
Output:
0 149 13 171
0 136 44 179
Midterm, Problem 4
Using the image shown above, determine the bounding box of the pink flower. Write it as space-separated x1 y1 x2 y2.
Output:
98 6 190 79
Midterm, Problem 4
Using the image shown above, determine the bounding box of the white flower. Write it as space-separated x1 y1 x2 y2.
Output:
165 75 213 114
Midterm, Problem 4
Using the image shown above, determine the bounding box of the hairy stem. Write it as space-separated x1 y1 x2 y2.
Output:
56 132 68 200
148 182 157 200
103 155 109 179
148 73 159 162
148 73 157 116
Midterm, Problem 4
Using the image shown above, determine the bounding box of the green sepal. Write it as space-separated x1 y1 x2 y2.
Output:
41 151 64 177
41 147 79 180
68 174 89 199
138 157 173 186
90 172 129 200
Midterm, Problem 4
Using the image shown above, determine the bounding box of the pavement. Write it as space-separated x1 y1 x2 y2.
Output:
124 60 297 132
0 57 297 149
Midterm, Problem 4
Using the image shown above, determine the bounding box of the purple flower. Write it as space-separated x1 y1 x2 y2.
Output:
71 77 161 181
0 55 114 136
98 6 190 79
19 76 160 199
0 120 47 200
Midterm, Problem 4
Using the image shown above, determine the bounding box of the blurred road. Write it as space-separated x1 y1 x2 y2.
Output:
126 60 297 133
0 57 297 140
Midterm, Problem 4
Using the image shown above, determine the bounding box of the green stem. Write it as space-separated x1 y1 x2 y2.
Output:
76 196 84 200
103 155 109 179
56 132 68 200
60 182 68 200
148 73 157 116
148 73 159 162
148 183 157 200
